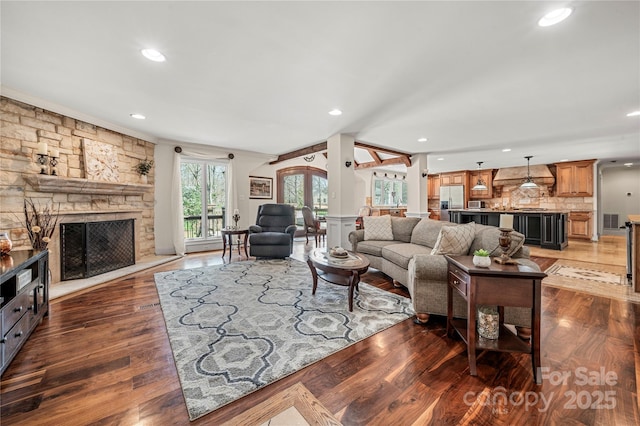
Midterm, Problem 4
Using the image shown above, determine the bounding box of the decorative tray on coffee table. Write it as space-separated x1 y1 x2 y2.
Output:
329 248 349 258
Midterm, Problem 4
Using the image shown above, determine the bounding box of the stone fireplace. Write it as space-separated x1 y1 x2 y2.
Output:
0 97 156 288
22 176 152 284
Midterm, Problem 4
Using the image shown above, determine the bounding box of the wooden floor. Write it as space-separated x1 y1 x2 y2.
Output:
1 237 638 425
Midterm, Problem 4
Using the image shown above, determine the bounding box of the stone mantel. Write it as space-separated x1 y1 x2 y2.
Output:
59 210 144 216
24 174 152 195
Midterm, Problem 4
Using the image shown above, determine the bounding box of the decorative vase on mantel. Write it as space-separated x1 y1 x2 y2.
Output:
139 174 148 184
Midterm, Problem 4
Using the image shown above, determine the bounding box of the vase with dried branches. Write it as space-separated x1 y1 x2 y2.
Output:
23 198 60 251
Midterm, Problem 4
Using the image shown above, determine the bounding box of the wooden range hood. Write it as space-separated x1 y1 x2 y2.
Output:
492 164 555 187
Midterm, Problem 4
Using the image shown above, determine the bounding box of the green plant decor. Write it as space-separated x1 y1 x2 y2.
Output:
473 249 490 257
135 158 154 176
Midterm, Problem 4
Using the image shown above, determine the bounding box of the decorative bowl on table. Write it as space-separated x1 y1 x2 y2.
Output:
329 247 349 258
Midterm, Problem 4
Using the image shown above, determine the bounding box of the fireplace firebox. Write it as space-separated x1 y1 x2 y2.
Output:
60 219 135 280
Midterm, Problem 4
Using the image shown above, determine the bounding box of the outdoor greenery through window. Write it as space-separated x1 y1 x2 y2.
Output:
373 175 407 206
180 159 228 240
277 166 328 225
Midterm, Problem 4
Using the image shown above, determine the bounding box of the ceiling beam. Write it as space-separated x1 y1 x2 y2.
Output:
355 156 411 170
268 140 412 168
269 142 327 165
354 141 409 157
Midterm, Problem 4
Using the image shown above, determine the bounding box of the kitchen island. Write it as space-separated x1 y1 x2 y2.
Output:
449 209 569 250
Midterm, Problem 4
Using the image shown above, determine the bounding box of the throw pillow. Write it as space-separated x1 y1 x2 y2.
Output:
430 222 476 255
364 215 394 241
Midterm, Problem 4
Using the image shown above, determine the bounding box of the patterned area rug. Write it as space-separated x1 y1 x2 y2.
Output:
546 263 627 285
544 259 640 303
154 258 413 421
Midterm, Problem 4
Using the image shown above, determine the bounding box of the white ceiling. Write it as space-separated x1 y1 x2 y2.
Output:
2 1 639 173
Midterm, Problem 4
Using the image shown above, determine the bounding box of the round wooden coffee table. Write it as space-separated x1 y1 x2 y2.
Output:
306 248 370 311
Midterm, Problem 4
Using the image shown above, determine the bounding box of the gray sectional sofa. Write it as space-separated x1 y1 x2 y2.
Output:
348 216 539 333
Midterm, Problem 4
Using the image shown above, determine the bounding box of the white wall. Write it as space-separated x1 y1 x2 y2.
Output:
599 165 640 236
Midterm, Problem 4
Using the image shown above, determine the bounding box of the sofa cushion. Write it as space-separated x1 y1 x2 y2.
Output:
364 215 394 241
430 222 476 255
382 243 432 269
391 217 422 243
355 239 398 257
410 218 447 248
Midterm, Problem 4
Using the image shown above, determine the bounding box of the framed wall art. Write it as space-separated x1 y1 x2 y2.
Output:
249 176 273 199
82 138 120 182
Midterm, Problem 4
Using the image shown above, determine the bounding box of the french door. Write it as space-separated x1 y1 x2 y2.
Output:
277 166 328 223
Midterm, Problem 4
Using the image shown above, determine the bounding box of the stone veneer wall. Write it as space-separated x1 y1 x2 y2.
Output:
0 97 155 279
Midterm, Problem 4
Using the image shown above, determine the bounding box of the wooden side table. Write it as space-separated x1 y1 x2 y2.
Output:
445 255 546 384
221 228 249 262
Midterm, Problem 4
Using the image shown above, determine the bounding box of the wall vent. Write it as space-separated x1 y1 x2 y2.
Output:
603 214 619 229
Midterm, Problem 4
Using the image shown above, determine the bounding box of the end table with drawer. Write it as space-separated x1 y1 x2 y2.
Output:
444 255 547 384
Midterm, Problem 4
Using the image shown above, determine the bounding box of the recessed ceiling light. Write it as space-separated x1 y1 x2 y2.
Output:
626 110 640 117
328 109 342 116
538 8 573 27
130 113 146 120
624 163 633 167
418 137 427 142
560 159 569 162
502 148 511 152
141 48 166 62
437 157 444 161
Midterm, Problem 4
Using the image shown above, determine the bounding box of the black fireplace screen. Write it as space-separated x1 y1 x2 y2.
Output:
60 219 135 280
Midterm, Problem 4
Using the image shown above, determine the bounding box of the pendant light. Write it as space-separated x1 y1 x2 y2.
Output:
472 161 488 190
521 156 538 188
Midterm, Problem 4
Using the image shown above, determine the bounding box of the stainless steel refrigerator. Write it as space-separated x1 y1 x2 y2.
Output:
439 185 464 222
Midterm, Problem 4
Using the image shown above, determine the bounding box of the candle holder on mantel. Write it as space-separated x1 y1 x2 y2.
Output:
494 228 518 264
37 154 49 174
49 154 59 176
232 213 240 229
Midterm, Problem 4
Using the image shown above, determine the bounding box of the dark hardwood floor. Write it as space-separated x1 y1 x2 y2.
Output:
1 241 638 425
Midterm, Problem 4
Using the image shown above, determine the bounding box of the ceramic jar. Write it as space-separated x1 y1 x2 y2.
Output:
473 255 491 268
0 232 12 255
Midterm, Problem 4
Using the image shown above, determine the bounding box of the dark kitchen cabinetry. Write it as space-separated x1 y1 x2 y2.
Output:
514 214 541 246
541 213 568 250
1 250 49 375
449 211 568 250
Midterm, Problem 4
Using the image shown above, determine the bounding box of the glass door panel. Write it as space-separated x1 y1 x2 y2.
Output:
312 175 328 218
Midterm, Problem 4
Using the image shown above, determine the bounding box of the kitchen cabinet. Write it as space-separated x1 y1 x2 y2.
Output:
440 172 467 186
377 208 406 217
427 175 440 199
514 214 541 246
541 213 568 250
568 211 593 240
449 211 568 250
555 160 595 197
429 209 441 221
1 250 49 375
468 170 493 199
